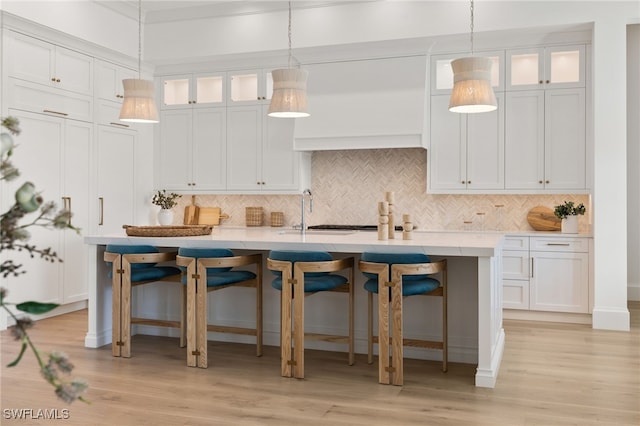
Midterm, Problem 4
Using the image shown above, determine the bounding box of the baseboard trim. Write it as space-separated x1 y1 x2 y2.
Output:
628 282 640 301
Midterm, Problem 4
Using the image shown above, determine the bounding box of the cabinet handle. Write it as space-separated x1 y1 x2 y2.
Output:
110 122 130 128
546 243 570 246
98 197 104 226
43 109 68 116
62 196 72 226
531 257 534 278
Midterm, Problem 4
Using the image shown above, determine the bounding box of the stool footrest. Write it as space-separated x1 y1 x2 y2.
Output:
206 324 257 336
131 318 181 328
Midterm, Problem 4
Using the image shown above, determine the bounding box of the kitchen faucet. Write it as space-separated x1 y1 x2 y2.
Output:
299 189 313 233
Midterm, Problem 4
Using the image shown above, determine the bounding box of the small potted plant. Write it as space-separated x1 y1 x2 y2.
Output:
554 201 585 233
152 190 181 225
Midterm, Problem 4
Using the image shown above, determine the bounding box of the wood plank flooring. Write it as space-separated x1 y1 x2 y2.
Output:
1 303 639 425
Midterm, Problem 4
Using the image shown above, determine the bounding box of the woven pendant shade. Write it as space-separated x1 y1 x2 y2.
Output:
448 57 497 113
268 68 310 118
119 79 159 123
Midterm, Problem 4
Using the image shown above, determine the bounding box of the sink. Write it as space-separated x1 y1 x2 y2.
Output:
276 230 356 236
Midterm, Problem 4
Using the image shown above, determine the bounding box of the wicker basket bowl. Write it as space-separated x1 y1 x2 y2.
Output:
245 207 263 226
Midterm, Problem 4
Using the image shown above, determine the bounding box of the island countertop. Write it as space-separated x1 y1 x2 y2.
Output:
84 227 505 256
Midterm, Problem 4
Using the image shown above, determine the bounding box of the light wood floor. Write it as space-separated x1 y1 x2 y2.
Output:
1 303 639 425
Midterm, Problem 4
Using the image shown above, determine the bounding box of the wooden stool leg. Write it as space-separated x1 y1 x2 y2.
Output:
196 261 208 369
111 255 123 357
186 261 198 367
256 262 263 357
348 266 355 366
391 278 403 386
367 291 373 365
179 285 187 348
281 266 293 377
121 259 133 358
378 278 390 385
442 267 448 373
293 267 305 379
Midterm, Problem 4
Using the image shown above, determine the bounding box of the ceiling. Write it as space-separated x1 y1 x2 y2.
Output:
96 1 369 23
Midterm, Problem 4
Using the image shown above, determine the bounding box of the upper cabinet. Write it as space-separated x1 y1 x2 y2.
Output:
96 60 137 103
161 73 226 109
227 69 273 105
430 50 504 95
4 30 93 96
506 45 585 91
294 56 427 150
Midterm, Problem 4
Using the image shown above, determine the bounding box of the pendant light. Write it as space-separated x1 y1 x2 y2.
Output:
119 0 159 123
268 2 310 118
448 0 497 113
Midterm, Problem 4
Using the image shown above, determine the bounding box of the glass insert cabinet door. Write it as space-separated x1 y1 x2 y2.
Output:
162 73 225 108
228 69 273 104
430 51 504 94
507 45 585 90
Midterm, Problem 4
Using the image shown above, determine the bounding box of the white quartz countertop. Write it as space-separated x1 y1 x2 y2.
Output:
85 227 505 257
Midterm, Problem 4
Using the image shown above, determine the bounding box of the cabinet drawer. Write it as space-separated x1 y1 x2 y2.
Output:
503 279 530 310
504 236 529 250
7 78 93 122
97 100 134 129
531 237 588 253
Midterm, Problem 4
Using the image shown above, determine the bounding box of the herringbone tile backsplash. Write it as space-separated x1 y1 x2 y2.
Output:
172 148 590 232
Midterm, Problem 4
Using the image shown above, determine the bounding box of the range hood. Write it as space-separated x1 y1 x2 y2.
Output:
293 56 427 151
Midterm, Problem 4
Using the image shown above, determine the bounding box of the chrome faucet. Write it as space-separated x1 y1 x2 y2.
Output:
299 189 313 233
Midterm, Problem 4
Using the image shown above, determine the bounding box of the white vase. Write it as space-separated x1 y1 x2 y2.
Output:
157 209 173 226
561 215 579 233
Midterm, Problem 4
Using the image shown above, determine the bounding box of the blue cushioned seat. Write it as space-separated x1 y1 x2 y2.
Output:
361 252 440 296
177 248 256 287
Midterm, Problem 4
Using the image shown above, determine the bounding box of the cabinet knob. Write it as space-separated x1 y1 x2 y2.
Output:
461 181 466 184
546 180 550 184
467 181 471 184
546 80 550 84
539 180 543 184
261 181 266 185
539 80 544 84
56 78 60 83
51 77 56 82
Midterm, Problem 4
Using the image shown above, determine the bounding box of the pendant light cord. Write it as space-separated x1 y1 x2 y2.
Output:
469 0 475 55
287 1 292 69
137 0 142 79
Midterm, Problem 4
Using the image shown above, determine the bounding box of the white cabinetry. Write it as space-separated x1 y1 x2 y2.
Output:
506 45 585 90
429 93 505 191
4 30 93 95
96 60 137 103
158 108 226 191
227 69 273 105
502 235 590 315
95 126 136 234
4 109 91 305
505 88 585 190
161 73 226 109
227 105 307 192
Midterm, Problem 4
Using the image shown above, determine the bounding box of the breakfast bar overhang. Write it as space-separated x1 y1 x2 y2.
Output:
84 228 505 388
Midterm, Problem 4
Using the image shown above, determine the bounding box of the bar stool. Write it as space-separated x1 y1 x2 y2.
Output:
267 250 355 379
104 245 183 358
176 248 262 368
358 252 447 385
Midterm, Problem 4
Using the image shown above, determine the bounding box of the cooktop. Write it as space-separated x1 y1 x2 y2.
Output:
308 224 404 231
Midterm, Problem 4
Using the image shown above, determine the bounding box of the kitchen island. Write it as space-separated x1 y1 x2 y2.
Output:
84 227 505 388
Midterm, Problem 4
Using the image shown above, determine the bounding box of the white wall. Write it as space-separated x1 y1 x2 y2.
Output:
628 24 640 301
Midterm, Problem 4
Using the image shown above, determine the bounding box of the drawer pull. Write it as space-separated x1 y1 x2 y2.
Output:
43 109 68 116
546 243 570 246
110 122 130 128
99 197 104 226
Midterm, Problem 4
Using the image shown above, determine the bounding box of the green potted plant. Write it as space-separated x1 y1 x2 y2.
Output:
554 201 585 233
152 190 181 225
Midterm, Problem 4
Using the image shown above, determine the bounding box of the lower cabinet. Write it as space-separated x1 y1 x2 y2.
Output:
502 235 590 314
3 109 91 306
